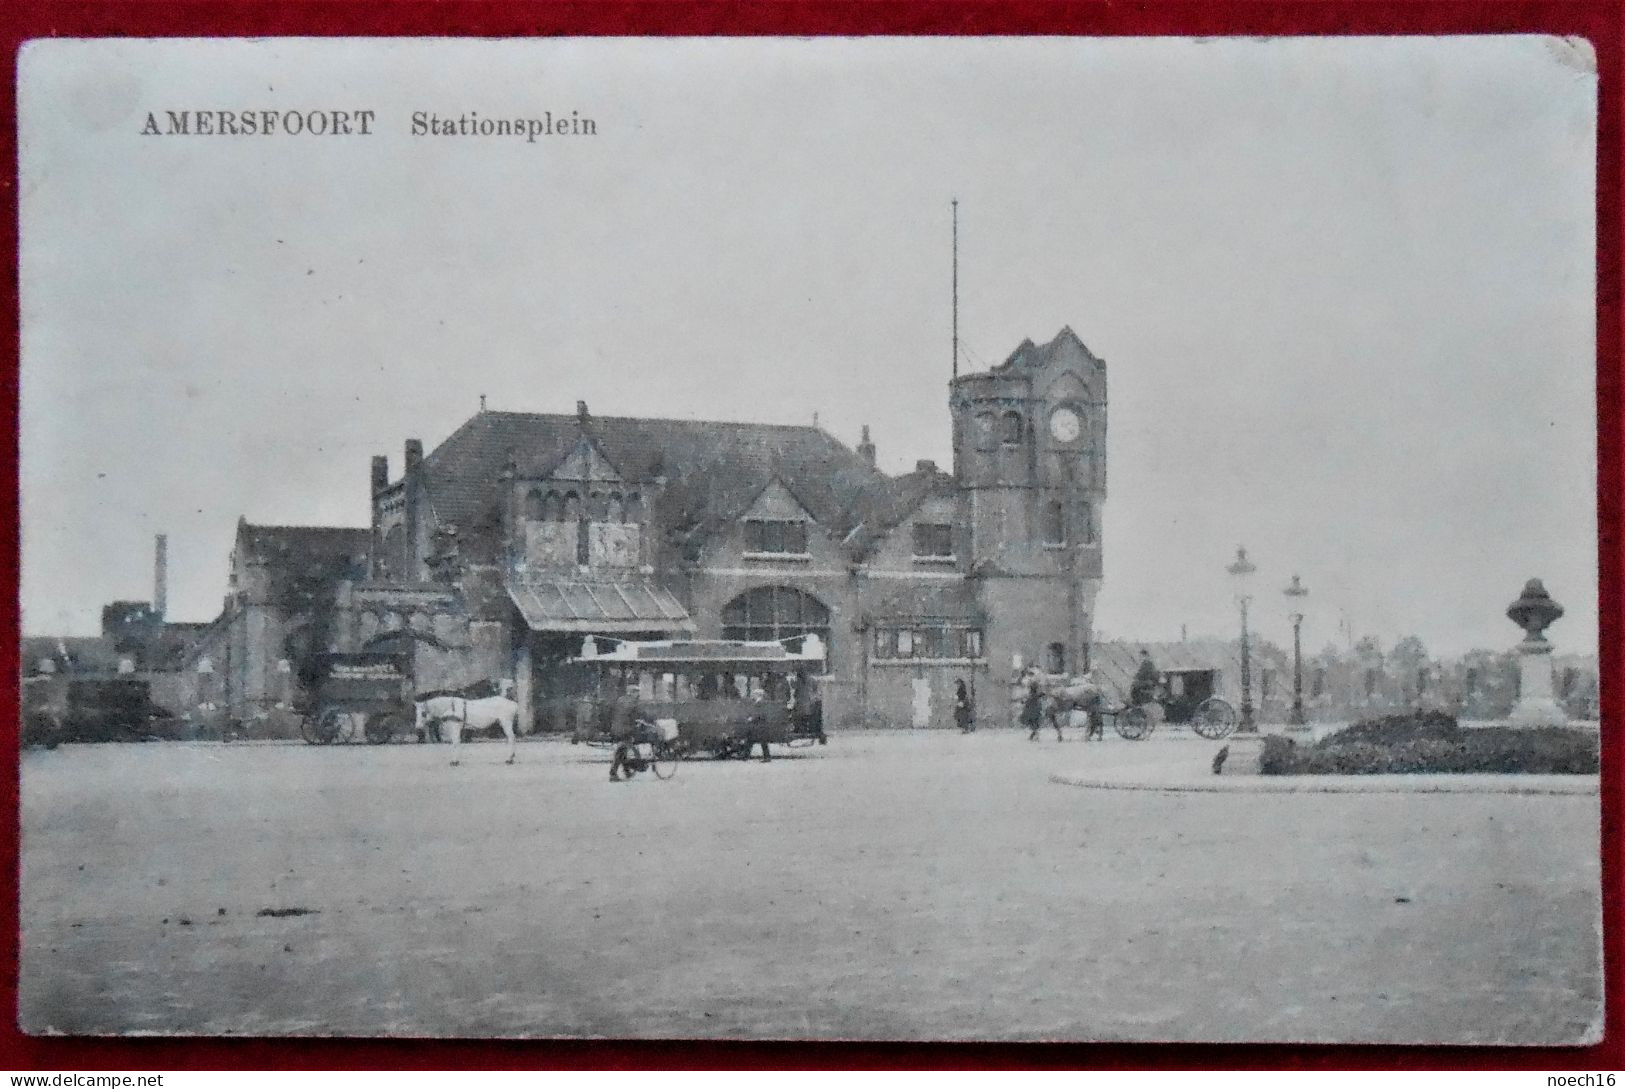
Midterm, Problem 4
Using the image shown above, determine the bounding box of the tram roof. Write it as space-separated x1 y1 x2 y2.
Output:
568 636 825 666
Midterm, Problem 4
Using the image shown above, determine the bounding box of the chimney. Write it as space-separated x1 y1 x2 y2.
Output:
403 439 424 580
576 400 590 424
858 425 876 467
370 455 389 495
153 534 168 619
479 394 487 413
915 459 937 474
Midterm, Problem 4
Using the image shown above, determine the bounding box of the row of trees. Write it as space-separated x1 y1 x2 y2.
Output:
1251 635 1600 723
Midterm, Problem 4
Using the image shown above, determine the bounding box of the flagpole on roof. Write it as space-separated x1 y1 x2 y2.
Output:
951 198 959 381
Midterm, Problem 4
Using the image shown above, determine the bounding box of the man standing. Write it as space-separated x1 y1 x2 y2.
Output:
1130 648 1161 707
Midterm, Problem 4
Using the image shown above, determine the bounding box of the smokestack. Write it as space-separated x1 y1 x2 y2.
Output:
154 534 168 619
404 438 423 475
371 455 388 495
857 425 876 467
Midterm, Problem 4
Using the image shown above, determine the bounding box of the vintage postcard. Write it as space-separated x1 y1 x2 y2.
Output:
17 36 1601 1042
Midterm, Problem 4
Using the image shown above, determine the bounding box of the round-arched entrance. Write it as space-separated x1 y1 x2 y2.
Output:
721 586 831 653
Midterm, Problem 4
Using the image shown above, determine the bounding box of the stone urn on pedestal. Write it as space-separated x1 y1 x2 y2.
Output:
1506 578 1568 727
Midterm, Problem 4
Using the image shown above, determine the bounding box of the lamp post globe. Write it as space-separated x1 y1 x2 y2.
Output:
1226 546 1258 731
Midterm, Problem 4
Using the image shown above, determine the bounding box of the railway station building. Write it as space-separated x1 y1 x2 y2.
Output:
225 327 1109 732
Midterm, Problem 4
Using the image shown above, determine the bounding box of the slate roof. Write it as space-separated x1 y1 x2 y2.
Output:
990 325 1096 373
843 464 958 558
414 410 890 548
238 522 371 606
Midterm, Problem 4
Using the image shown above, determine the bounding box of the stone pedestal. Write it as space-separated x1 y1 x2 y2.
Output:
1218 733 1267 775
1510 639 1568 727
1505 579 1568 728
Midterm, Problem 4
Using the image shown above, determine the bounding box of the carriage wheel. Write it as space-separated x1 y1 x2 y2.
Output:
364 713 400 745
650 741 680 780
1115 706 1153 741
303 707 345 745
1190 698 1238 740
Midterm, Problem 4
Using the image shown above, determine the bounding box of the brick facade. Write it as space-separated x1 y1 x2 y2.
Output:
205 327 1108 733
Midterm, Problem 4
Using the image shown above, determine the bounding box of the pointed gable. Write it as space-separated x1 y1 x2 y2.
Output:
740 479 815 522
548 436 623 484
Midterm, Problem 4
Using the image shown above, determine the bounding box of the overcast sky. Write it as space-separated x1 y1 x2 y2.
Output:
19 36 1599 657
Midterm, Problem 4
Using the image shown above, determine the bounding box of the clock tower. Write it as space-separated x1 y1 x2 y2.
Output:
951 327 1107 677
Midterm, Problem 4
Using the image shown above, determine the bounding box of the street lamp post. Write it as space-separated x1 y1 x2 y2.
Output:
1284 574 1309 729
1226 545 1257 732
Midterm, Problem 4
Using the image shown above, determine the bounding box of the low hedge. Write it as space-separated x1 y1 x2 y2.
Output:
1257 712 1598 775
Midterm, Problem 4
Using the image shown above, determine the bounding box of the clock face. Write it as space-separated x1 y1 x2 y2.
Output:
1049 407 1082 443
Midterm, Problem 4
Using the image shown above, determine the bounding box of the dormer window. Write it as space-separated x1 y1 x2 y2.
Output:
744 519 809 557
912 523 954 562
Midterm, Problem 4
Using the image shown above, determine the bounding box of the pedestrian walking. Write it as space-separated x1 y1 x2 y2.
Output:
1020 679 1044 741
954 678 975 733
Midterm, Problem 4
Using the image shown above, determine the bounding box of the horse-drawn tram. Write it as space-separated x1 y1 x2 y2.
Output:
566 635 828 760
298 651 414 745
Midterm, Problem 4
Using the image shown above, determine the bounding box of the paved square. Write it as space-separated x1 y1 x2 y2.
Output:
20 730 1602 1042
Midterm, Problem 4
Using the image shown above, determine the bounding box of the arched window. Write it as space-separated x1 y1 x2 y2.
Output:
589 490 609 521
543 490 565 522
721 587 832 655
1001 411 1024 445
625 492 643 524
562 491 581 522
974 412 998 451
606 492 625 523
524 488 545 520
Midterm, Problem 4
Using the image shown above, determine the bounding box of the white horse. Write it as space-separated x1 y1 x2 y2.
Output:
415 695 520 766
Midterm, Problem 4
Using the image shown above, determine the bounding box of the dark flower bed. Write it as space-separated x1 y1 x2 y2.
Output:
1259 712 1599 775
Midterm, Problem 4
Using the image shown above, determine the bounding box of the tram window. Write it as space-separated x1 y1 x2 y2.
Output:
897 630 914 656
962 629 983 659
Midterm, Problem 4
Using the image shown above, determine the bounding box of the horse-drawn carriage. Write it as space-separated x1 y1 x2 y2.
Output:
297 651 414 745
1028 670 1239 741
566 635 828 760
